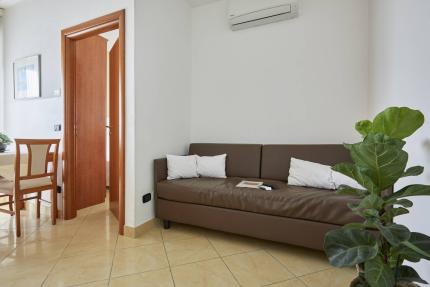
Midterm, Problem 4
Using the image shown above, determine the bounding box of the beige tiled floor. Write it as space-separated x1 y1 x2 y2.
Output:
0 202 356 287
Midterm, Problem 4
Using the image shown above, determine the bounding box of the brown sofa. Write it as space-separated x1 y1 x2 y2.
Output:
154 143 361 250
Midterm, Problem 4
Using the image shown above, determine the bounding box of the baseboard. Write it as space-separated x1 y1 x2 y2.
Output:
124 218 158 238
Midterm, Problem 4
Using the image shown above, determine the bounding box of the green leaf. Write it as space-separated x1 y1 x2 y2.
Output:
371 107 425 139
389 184 430 200
381 208 409 223
359 194 384 210
401 166 424 178
336 185 368 197
333 163 378 194
347 134 408 191
356 120 373 137
361 209 380 219
394 233 430 262
402 241 430 260
376 223 411 246
324 229 378 268
364 256 395 287
343 223 366 230
384 198 413 208
397 265 429 284
0 133 12 144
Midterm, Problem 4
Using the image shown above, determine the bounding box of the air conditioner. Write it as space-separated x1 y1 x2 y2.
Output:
228 0 298 31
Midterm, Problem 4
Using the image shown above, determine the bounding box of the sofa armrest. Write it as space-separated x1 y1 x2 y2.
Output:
154 158 168 185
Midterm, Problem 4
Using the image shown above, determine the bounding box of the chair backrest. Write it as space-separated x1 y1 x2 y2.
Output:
14 139 61 182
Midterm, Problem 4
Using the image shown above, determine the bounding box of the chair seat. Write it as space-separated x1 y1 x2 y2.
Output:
0 176 52 193
20 177 52 190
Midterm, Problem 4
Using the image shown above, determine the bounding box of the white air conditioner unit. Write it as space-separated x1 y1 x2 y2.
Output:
228 0 298 31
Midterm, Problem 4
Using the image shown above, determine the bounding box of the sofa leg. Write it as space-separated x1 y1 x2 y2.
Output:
163 220 171 229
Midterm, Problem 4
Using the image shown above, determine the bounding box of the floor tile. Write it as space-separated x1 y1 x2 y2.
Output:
42 251 114 287
164 237 219 266
1 239 69 267
223 250 294 287
76 280 109 287
266 244 331 276
116 228 162 249
111 243 169 277
171 258 239 287
0 260 56 287
110 268 174 287
161 224 205 242
300 268 357 287
25 223 80 242
269 278 308 287
62 237 117 258
206 231 262 257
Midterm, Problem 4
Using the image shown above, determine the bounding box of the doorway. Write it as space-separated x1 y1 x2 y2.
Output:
61 10 125 235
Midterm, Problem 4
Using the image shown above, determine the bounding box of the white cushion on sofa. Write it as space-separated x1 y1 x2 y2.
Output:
197 154 227 178
332 171 364 190
167 155 198 180
288 157 335 190
288 157 364 190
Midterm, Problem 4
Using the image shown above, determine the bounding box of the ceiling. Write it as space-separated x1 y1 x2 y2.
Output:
187 0 220 8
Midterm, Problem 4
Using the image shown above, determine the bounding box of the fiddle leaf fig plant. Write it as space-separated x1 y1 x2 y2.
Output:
324 107 430 287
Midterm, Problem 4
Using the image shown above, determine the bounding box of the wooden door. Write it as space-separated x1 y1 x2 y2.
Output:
75 35 107 210
109 40 119 219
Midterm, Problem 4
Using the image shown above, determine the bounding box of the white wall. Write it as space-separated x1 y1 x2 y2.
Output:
191 0 369 144
0 17 4 131
2 0 137 227
0 16 4 132
369 0 430 280
134 0 191 225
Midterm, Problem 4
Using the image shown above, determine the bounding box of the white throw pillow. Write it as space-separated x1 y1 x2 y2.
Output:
197 154 227 178
288 158 335 190
166 155 198 180
332 171 364 190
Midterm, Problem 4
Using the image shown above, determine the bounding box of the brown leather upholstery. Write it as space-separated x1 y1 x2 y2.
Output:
154 143 358 251
261 144 352 181
156 199 340 250
188 143 262 178
157 177 360 226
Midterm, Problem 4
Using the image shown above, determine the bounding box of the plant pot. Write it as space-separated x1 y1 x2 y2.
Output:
0 143 6 153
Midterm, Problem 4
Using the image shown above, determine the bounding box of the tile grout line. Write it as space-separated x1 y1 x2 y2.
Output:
205 233 243 287
106 226 120 286
0 213 49 264
263 247 337 282
160 226 177 287
264 248 298 279
39 212 89 287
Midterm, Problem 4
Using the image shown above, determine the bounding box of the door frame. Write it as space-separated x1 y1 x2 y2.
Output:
61 10 126 234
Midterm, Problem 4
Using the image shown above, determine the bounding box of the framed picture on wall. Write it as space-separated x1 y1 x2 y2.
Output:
13 55 41 100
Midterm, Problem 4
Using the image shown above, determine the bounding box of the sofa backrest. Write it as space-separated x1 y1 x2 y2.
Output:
188 143 262 178
261 144 352 181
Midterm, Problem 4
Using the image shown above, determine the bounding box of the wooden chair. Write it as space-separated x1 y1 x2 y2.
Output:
0 139 60 237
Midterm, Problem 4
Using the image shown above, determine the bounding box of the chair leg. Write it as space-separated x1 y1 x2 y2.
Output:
51 188 56 225
15 194 21 237
36 192 41 219
8 195 13 215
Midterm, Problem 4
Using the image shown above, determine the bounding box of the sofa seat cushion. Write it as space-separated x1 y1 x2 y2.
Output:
157 177 361 226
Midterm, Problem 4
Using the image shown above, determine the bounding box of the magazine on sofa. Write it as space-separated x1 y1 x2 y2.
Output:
236 180 273 191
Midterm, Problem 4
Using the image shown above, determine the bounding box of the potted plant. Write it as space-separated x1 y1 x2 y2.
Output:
324 107 430 287
0 133 13 153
